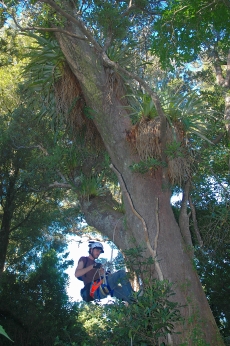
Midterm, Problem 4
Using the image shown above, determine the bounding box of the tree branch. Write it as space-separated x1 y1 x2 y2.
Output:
12 142 49 155
179 180 194 256
20 26 87 40
47 182 72 189
38 0 102 51
81 192 127 249
226 49 230 88
212 50 226 86
9 198 42 233
188 196 203 247
10 8 87 40
211 132 225 145
225 95 230 136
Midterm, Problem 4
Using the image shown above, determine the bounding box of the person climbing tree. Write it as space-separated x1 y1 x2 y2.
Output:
75 241 135 303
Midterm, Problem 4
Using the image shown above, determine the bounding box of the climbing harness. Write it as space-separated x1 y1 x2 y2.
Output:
90 278 103 298
90 271 114 300
99 274 112 295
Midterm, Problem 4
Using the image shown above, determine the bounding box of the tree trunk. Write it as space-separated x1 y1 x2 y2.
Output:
54 23 223 346
0 217 11 275
0 177 16 275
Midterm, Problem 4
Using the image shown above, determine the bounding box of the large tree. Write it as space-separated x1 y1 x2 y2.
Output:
2 0 229 344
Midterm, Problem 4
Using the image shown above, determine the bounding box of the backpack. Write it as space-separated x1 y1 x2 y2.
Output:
77 257 94 302
77 257 88 281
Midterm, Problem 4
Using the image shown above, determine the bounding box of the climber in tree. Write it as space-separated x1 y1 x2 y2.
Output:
75 241 134 303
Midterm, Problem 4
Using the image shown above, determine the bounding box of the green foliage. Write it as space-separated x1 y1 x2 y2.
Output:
106 40 138 68
0 248 87 346
79 175 106 198
0 91 81 273
0 28 28 113
193 208 230 339
128 82 216 149
158 84 215 143
151 0 230 68
123 281 181 344
199 246 230 340
93 1 130 40
78 282 182 345
22 33 64 85
0 28 26 67
165 141 184 159
130 158 164 174
128 92 158 123
21 33 65 122
0 326 13 342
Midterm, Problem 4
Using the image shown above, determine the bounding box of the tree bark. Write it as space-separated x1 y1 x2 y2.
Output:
0 173 17 274
52 26 224 344
179 180 194 257
189 195 203 247
0 216 11 274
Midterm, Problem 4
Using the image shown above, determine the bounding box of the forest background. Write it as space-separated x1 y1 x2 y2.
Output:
0 0 230 345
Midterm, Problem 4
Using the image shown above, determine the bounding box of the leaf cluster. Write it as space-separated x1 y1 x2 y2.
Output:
130 158 164 174
151 0 230 68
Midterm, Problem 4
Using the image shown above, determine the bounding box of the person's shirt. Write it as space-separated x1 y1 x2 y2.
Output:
78 256 100 285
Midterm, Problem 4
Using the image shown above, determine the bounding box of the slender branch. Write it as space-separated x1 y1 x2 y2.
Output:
222 0 230 8
225 95 230 136
56 170 68 183
47 182 72 189
121 2 136 17
197 0 217 14
9 198 42 233
10 8 87 40
110 216 123 263
226 49 230 88
172 5 189 17
38 0 103 52
20 26 87 40
211 132 225 145
12 142 49 155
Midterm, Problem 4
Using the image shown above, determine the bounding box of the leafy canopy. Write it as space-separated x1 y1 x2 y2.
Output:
151 0 230 68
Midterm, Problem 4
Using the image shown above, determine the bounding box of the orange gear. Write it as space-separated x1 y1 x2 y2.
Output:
90 279 103 298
